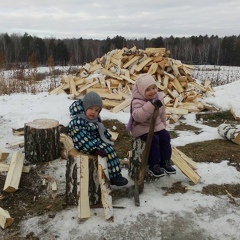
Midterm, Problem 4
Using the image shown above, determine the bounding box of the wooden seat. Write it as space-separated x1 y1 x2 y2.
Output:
61 134 114 221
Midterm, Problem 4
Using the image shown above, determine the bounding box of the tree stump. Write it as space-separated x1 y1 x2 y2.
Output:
66 149 101 206
66 149 114 221
24 119 60 163
128 137 157 182
218 124 240 145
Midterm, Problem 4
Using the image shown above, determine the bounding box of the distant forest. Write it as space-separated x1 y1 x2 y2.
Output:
0 32 240 69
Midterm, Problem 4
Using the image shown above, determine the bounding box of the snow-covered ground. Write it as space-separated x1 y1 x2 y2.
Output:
0 66 240 239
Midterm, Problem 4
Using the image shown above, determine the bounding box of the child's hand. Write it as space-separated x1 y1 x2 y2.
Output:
95 148 107 157
152 99 163 108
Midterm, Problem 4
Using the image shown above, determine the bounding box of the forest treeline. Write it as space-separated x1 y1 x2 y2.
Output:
0 32 240 69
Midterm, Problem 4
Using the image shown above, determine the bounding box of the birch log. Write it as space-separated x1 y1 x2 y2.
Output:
24 119 60 163
218 124 240 145
66 149 101 206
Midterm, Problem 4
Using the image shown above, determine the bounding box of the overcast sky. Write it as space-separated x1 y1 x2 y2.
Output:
1 0 240 40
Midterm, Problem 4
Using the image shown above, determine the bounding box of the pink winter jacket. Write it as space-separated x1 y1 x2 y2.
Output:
128 74 167 138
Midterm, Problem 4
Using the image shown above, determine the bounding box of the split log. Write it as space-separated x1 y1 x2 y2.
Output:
3 151 25 192
66 149 101 206
66 149 113 221
24 119 60 163
129 138 201 184
218 124 240 145
0 207 14 229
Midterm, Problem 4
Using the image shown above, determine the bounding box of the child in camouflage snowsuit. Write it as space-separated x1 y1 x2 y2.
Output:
68 91 128 186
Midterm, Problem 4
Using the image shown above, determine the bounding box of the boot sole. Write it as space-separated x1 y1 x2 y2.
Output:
161 168 176 174
148 170 165 178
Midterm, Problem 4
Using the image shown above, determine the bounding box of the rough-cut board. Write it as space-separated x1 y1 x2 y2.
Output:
0 207 14 229
24 119 60 163
78 154 91 220
98 156 114 221
3 151 25 192
218 124 240 145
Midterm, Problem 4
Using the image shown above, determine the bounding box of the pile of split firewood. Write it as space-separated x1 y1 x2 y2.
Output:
50 46 215 123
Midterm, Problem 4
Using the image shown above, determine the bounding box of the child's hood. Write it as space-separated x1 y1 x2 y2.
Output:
132 73 158 99
69 100 85 116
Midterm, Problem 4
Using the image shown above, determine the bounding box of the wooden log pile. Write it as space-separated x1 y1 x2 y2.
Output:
50 47 215 123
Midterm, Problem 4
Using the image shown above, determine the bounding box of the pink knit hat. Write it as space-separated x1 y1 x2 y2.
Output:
135 73 157 97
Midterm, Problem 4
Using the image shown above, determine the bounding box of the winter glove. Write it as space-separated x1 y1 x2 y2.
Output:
152 99 163 108
94 148 107 157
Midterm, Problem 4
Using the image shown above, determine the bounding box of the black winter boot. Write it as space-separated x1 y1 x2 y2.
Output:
110 174 128 186
161 159 176 174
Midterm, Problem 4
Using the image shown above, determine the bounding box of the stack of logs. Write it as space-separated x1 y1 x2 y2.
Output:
49 46 215 123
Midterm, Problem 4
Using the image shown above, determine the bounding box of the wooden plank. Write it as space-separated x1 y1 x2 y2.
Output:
173 147 197 170
171 148 201 184
0 163 30 173
102 100 120 108
78 155 91 220
166 107 188 115
0 207 14 229
3 151 25 192
98 156 114 221
76 81 99 95
101 68 122 79
60 133 74 153
98 92 123 101
147 62 158 75
172 78 184 93
188 82 207 92
145 48 166 55
49 85 64 95
119 75 135 84
6 140 24 149
0 148 10 161
134 57 152 72
123 56 141 69
69 76 77 95
88 64 102 73
111 98 131 113
108 131 119 141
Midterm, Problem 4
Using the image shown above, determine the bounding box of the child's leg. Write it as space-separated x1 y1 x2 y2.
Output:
140 133 161 166
104 144 122 179
155 129 176 174
155 129 172 161
140 133 165 177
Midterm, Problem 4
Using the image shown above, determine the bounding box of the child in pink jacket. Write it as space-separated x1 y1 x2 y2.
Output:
127 73 176 177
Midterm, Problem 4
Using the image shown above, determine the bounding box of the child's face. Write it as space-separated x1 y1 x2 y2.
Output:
144 84 158 100
86 106 101 120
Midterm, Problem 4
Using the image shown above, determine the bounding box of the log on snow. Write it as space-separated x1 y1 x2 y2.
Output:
24 119 60 163
218 124 240 145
